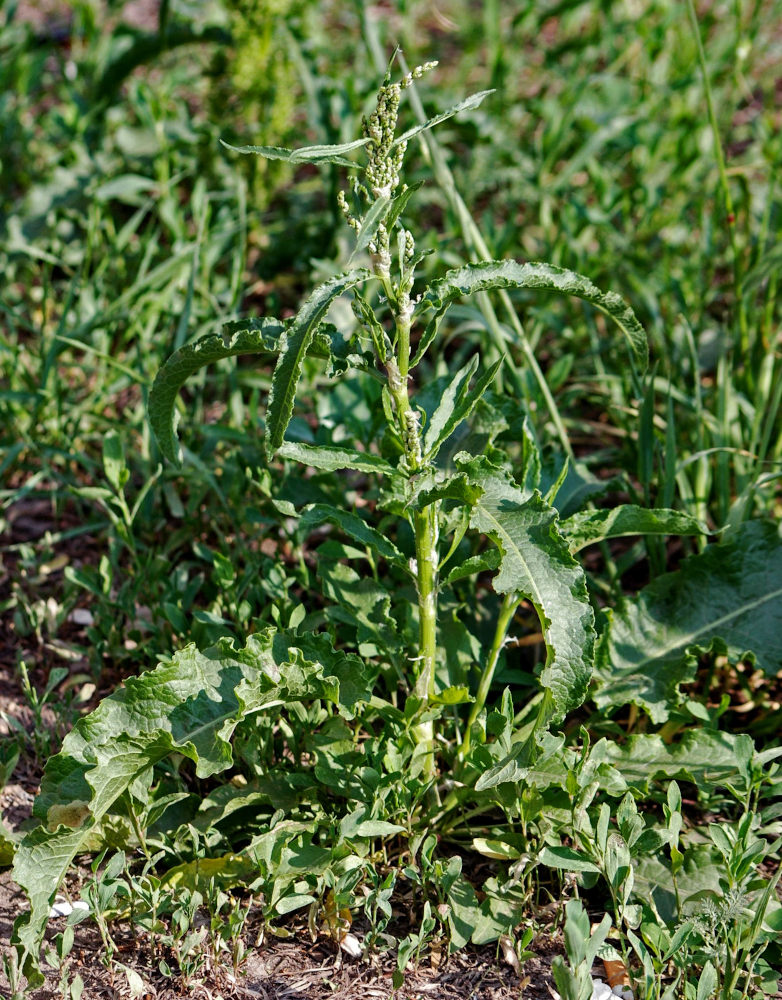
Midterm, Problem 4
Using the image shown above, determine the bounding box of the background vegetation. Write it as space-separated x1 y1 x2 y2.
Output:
1 1 780 997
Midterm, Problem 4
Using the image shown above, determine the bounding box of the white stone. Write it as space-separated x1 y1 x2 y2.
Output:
48 899 89 918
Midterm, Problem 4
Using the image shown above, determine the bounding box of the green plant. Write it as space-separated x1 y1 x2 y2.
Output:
9 53 782 995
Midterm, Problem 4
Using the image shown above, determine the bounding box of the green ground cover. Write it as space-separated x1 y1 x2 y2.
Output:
1 1 781 997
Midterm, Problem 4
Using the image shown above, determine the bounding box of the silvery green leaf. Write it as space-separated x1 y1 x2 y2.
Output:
12 630 369 984
469 474 595 724
423 356 501 460
149 318 285 464
595 520 782 721
419 259 648 371
266 269 371 459
393 90 494 146
560 504 705 553
347 195 391 265
277 441 394 476
221 136 370 167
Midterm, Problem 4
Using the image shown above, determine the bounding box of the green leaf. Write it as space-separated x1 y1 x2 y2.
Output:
347 195 391 265
277 441 394 476
354 820 406 837
102 431 127 493
431 685 472 705
394 90 494 146
149 318 285 464
469 475 595 724
299 503 405 567
445 547 500 585
423 356 501 460
474 736 534 791
589 731 754 796
221 136 370 167
539 846 601 874
419 260 648 371
559 505 705 553
409 472 484 511
697 961 717 1000
11 629 369 985
595 520 782 721
266 269 371 459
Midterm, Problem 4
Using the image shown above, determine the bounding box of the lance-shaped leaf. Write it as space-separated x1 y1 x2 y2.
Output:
423 356 501 460
277 441 394 477
595 520 782 722
266 269 371 458
418 260 648 371
149 318 285 464
12 630 369 986
394 90 494 146
299 503 405 568
469 475 595 724
559 505 706 553
221 136 370 167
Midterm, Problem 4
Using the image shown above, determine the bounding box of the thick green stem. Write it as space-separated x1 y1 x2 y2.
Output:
460 592 518 756
385 296 439 779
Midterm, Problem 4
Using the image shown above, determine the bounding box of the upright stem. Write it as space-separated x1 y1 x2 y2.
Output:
460 592 517 756
385 296 439 779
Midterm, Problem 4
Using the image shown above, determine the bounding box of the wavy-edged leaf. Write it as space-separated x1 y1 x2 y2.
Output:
277 441 394 476
589 731 754 797
409 471 484 511
423 355 479 456
560 505 705 553
299 503 405 568
149 318 285 464
595 520 782 722
394 90 494 146
445 547 500 585
221 136 370 167
469 476 595 724
11 630 370 985
266 269 371 458
419 260 648 371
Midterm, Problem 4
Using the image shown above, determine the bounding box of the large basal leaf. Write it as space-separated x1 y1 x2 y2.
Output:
12 630 370 986
418 260 648 371
469 474 596 724
559 504 705 553
588 730 755 797
595 520 782 722
149 318 285 464
266 269 371 459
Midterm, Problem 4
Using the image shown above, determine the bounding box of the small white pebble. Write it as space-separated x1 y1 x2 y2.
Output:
622 991 634 1000
68 608 94 626
48 899 89 919
339 933 362 959
613 988 625 997
592 982 613 1000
